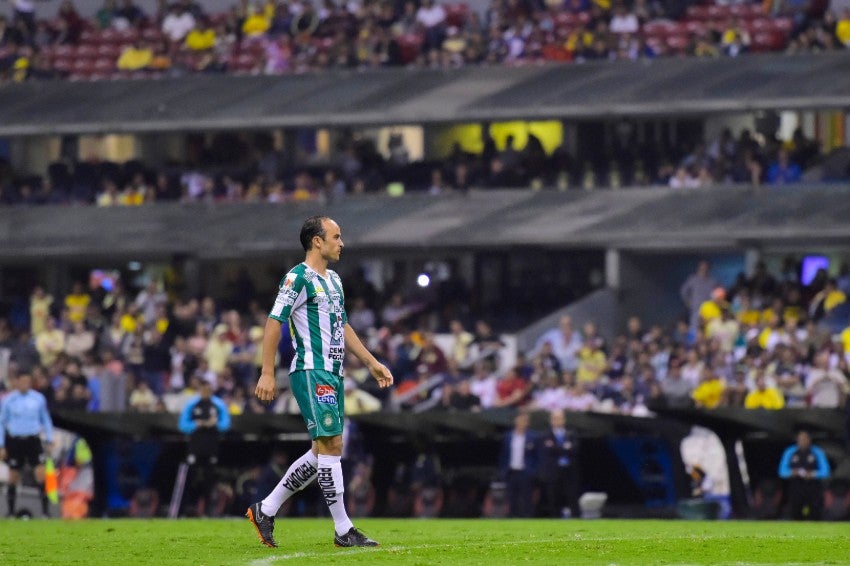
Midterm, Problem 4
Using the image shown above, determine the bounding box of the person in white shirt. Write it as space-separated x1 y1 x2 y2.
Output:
162 5 196 43
609 3 639 34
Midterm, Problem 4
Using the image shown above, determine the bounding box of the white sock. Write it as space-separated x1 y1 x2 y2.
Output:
317 454 354 536
260 449 319 517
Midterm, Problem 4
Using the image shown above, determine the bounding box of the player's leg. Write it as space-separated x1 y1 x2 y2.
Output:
310 370 377 547
259 442 319 517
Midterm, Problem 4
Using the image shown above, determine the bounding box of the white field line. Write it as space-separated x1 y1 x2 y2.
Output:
245 533 824 565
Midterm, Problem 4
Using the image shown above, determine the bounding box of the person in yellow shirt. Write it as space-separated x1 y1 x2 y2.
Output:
698 287 726 331
836 8 850 46
185 23 216 51
242 4 270 38
35 317 66 367
576 342 606 384
30 286 53 336
692 368 725 409
117 41 153 71
810 278 846 320
204 324 234 377
744 374 785 409
65 282 91 324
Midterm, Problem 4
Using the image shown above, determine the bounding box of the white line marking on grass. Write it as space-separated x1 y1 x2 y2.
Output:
246 534 818 565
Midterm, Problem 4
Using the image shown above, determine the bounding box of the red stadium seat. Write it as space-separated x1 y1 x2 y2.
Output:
71 58 97 74
771 18 794 34
93 58 115 72
141 28 164 43
97 44 121 59
52 44 75 59
116 29 140 44
99 28 121 45
751 31 786 52
642 19 683 39
685 5 710 21
79 29 98 44
665 35 690 54
74 44 98 60
707 5 732 21
52 57 74 73
554 12 580 28
683 20 708 37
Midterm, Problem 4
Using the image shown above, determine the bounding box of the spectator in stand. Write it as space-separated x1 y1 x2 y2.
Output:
609 2 638 35
35 317 65 368
744 372 785 409
162 4 196 45
96 0 117 29
534 315 582 372
115 0 145 29
778 430 830 520
692 367 725 409
805 350 848 408
416 0 446 52
681 261 720 337
766 149 802 185
661 357 694 408
117 40 153 71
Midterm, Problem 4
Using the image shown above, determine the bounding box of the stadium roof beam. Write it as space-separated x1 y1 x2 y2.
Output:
1 53 850 136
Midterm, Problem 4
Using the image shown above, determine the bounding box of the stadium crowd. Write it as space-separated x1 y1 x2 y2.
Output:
0 256 848 424
0 0 845 82
0 121 832 207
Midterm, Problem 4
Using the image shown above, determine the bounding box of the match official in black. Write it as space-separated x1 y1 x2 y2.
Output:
178 381 231 515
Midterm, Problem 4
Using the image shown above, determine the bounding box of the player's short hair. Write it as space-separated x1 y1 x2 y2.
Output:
300 215 329 251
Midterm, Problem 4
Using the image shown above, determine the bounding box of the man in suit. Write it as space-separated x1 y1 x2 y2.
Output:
538 409 580 518
498 411 538 517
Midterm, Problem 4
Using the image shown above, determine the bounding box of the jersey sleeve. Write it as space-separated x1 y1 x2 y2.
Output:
269 271 307 323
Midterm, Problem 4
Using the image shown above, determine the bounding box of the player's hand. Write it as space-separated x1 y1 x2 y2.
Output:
255 371 277 402
368 362 394 389
0 448 6 461
44 441 55 454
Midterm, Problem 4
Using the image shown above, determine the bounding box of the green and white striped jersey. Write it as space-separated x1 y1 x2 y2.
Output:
269 263 348 376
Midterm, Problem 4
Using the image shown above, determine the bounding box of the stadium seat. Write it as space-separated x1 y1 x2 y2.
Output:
643 19 683 39
97 44 121 59
707 5 732 21
685 5 710 21
751 31 786 52
665 35 691 54
683 20 708 37
93 58 115 73
52 44 75 60
141 28 164 43
99 28 121 45
52 57 74 73
74 44 98 60
116 29 140 45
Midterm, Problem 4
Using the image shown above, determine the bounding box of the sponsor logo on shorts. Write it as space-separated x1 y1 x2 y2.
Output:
316 384 337 405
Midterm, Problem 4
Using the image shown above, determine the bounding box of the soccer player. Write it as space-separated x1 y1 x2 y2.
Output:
247 216 393 548
0 372 54 518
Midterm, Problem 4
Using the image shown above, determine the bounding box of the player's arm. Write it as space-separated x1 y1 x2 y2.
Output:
344 323 393 389
256 273 307 402
256 318 282 402
0 397 8 459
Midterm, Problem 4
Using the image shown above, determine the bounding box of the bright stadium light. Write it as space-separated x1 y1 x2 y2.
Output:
416 273 431 288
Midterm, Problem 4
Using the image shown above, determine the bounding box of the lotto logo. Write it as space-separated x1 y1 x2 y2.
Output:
315 384 337 405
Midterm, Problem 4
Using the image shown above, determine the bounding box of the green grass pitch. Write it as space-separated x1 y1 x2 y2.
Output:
1 518 847 565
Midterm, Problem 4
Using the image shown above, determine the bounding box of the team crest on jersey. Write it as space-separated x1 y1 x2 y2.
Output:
316 384 337 405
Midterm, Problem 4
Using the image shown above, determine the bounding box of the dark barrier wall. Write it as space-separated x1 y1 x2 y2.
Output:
52 408 846 518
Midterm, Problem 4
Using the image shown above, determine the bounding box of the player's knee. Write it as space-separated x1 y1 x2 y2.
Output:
315 435 343 455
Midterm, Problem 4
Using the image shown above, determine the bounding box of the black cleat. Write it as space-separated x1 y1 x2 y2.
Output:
334 527 379 548
246 502 278 548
